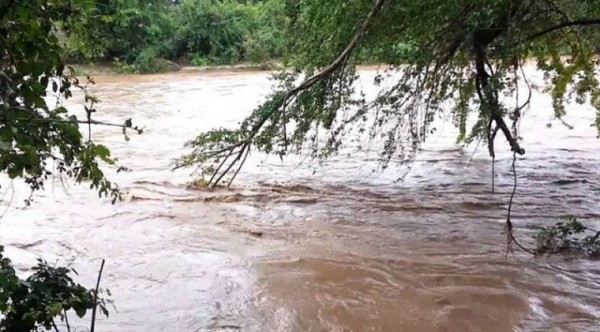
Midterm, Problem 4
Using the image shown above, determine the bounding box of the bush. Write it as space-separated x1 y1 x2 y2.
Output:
68 0 175 62
168 0 250 65
189 53 210 67
0 246 110 331
134 48 161 73
535 217 600 256
241 0 287 63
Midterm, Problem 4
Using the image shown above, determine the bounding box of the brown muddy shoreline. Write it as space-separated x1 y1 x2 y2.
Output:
71 62 390 84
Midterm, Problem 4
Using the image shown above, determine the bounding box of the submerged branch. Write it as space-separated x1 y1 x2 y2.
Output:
228 146 251 187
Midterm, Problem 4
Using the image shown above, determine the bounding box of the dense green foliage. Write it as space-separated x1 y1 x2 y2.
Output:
1 0 141 202
68 0 289 72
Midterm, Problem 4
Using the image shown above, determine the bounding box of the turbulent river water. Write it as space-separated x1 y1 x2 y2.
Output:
1 68 599 331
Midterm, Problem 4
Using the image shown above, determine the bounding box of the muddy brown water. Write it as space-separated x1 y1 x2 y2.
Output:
1 68 599 331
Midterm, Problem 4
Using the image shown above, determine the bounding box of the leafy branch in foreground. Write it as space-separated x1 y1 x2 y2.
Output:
1 2 141 331
0 246 111 332
1 0 142 203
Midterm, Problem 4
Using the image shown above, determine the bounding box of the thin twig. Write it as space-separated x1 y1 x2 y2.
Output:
467 136 482 167
6 116 138 131
207 147 237 185
228 146 251 187
556 116 574 130
86 100 95 142
64 309 72 332
90 259 105 332
0 181 15 222
487 123 499 193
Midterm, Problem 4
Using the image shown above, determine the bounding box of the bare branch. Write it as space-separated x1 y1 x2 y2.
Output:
494 115 525 155
207 146 237 185
521 18 600 44
227 146 251 187
90 259 105 332
64 309 72 332
211 143 250 187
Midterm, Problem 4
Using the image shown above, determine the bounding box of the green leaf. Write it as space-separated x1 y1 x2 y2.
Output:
99 304 109 317
48 302 63 316
74 305 87 318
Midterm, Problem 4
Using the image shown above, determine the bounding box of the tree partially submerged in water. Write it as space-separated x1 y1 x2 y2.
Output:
180 0 600 252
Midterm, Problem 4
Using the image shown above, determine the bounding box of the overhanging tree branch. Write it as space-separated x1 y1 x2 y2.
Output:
521 18 600 44
180 0 388 187
241 0 388 142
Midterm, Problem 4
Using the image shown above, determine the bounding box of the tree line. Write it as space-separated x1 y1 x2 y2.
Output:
63 0 422 73
64 0 289 72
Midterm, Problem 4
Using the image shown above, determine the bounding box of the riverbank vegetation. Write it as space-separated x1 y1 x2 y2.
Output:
0 247 110 332
63 0 417 74
64 0 290 73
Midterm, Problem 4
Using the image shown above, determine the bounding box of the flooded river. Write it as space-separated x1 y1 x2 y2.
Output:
1 68 599 331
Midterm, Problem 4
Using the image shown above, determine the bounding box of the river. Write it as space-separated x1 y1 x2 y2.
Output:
1 68 599 331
